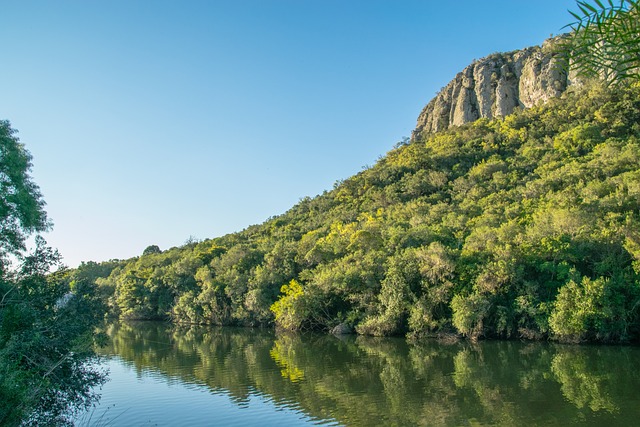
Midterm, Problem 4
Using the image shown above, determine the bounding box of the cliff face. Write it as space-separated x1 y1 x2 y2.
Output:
413 38 570 137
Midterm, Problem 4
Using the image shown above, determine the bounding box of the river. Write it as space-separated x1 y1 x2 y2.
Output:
74 322 640 426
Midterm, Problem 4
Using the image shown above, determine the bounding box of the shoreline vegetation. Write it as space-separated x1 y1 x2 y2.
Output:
2 2 640 422
79 81 640 345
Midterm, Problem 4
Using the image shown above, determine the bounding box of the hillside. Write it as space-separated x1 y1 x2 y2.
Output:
80 78 640 343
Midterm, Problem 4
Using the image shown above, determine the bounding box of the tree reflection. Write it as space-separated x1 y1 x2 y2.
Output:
99 322 640 426
551 346 640 413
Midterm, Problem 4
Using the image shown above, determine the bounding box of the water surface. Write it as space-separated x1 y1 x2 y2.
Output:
77 322 640 426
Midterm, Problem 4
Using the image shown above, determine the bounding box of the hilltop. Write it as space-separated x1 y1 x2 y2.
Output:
414 37 571 136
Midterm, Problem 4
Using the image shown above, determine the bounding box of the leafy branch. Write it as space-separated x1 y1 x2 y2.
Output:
565 0 640 85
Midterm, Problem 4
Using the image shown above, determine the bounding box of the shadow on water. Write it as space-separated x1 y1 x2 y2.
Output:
96 322 640 426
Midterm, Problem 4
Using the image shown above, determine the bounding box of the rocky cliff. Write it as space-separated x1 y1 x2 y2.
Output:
413 37 571 138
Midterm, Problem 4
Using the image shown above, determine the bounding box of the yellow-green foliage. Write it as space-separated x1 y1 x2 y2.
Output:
550 275 638 342
78 82 640 342
270 280 305 331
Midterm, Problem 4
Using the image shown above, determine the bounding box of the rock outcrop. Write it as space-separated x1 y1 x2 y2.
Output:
413 37 571 138
330 323 354 335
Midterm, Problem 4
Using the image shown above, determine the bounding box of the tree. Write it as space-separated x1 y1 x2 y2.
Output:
566 0 640 85
0 121 106 425
0 121 48 266
270 279 306 330
142 244 162 256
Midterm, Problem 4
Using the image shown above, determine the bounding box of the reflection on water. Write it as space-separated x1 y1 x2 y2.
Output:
86 322 640 426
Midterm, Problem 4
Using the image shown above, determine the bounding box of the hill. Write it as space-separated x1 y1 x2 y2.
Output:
82 77 640 344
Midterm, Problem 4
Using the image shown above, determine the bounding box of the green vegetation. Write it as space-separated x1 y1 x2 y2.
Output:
3 4 639 424
98 322 640 426
0 121 106 426
89 82 640 343
566 0 640 85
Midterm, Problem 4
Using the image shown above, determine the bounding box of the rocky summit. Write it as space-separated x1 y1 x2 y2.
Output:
413 37 572 138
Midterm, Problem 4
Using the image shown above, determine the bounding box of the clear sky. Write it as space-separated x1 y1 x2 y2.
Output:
1 0 577 267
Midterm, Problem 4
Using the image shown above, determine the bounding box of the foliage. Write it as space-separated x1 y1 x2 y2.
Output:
0 249 107 426
566 0 640 85
270 279 305 331
142 245 161 256
451 293 491 340
80 83 640 343
549 275 640 341
0 121 48 265
0 122 106 425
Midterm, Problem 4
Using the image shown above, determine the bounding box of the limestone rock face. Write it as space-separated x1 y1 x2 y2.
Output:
413 38 570 138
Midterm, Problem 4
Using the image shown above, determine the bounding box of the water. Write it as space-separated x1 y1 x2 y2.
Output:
76 322 640 426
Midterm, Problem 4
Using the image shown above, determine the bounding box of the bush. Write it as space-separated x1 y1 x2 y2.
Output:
550 276 640 342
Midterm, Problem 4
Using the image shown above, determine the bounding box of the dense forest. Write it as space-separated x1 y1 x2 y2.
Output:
82 81 640 343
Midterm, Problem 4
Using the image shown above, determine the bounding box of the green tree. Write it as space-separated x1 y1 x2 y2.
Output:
142 244 161 256
0 121 105 425
270 279 306 330
0 121 48 266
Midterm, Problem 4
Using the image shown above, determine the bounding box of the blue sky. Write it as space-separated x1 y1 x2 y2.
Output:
1 0 576 267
